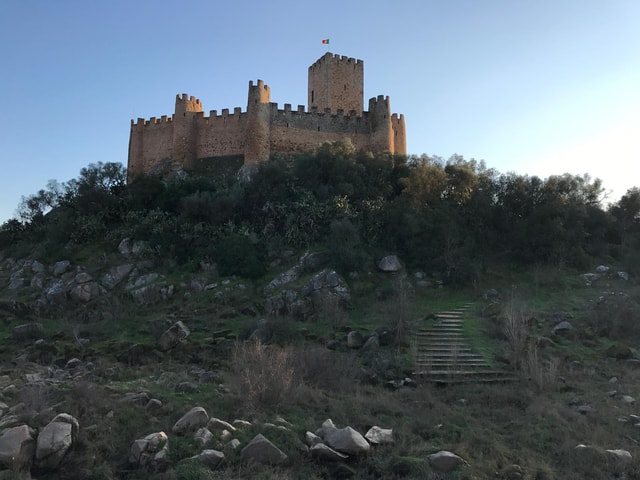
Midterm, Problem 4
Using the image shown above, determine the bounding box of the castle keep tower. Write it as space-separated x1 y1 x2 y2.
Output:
308 53 363 114
128 53 406 181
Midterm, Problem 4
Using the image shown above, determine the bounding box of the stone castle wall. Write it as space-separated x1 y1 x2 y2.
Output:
128 53 406 180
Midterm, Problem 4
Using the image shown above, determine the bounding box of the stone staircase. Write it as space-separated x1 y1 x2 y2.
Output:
413 304 517 384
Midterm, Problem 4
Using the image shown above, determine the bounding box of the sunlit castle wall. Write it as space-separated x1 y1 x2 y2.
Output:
127 53 406 181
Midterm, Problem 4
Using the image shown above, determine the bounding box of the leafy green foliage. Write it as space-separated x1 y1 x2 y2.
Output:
3 142 636 282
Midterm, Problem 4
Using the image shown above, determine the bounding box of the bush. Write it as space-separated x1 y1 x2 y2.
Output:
229 340 296 412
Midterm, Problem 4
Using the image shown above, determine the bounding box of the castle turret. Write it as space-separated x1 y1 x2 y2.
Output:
308 53 363 114
172 94 203 169
368 95 393 153
244 80 271 164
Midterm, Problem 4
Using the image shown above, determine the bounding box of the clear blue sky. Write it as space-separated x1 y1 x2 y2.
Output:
1 0 638 223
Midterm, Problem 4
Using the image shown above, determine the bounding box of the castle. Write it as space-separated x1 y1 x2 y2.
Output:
127 53 406 180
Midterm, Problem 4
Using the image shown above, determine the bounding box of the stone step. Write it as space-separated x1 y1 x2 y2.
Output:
416 353 486 359
416 362 491 368
414 369 513 377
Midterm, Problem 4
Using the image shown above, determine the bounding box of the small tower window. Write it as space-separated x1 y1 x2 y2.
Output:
311 90 314 103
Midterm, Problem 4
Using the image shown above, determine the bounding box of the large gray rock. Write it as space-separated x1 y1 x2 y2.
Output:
365 426 394 444
172 407 209 435
35 413 79 469
0 424 36 472
192 449 225 470
319 419 370 455
194 427 213 448
158 321 190 351
377 255 402 272
606 449 632 461
347 331 364 349
13 322 44 341
52 260 71 277
69 277 104 303
310 443 349 462
101 264 134 290
207 418 236 432
241 434 288 465
428 450 465 472
45 280 67 304
129 431 168 468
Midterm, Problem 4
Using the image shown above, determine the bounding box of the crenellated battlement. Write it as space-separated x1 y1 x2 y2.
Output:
128 52 405 181
308 52 363 71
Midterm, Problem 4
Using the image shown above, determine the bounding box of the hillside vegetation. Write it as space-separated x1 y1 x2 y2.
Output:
0 141 640 479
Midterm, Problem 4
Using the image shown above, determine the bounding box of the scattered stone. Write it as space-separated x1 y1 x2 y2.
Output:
347 331 364 349
118 238 132 256
13 322 44 341
208 418 236 432
606 449 632 461
607 343 633 360
119 392 150 405
0 424 36 472
240 434 288 465
305 431 323 447
194 427 213 448
595 265 609 273
35 413 79 469
172 407 209 435
310 443 349 462
377 255 402 272
428 450 466 473
576 405 594 414
52 260 71 277
617 271 629 281
129 431 169 468
193 449 225 470
320 419 370 455
146 398 162 411
229 439 241 449
552 321 573 335
175 382 198 393
365 426 393 444
101 264 134 290
158 320 190 351
360 334 379 353
233 419 252 428
620 395 635 405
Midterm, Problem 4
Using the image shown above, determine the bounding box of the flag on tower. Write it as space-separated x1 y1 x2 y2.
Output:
322 39 330 44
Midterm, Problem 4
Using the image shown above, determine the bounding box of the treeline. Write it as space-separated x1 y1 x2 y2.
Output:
2 140 639 282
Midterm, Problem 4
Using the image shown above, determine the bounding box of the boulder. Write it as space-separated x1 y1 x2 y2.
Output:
607 343 633 360
45 280 67 304
595 265 609 273
31 260 45 274
207 418 236 432
35 414 79 469
129 431 168 468
552 321 573 335
0 424 36 472
172 407 209 435
118 238 132 256
320 419 370 455
13 322 44 341
617 271 629 281
606 449 632 461
101 264 134 290
69 280 104 303
158 321 190 351
360 334 380 353
194 427 213 448
428 450 465 473
310 443 349 462
304 431 323 447
377 255 402 272
347 331 364 349
241 433 288 465
365 426 394 444
192 449 225 470
52 260 71 277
